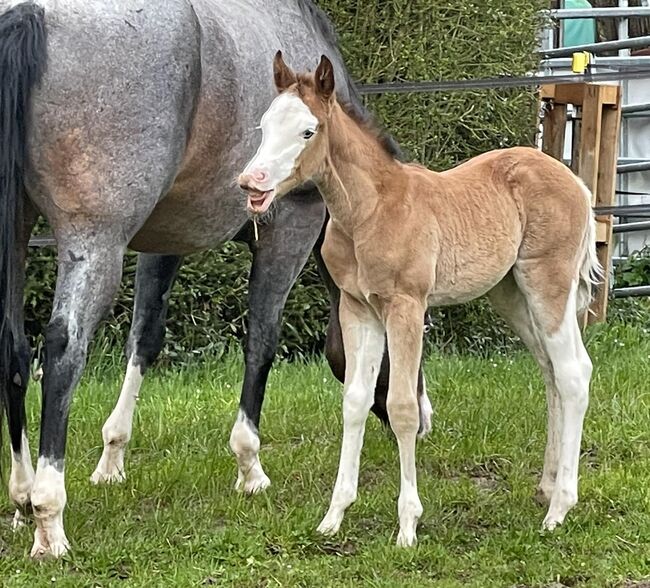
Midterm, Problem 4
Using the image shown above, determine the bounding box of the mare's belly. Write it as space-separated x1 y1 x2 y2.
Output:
128 184 248 255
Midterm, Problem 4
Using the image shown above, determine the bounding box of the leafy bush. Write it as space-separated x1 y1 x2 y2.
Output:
25 0 547 361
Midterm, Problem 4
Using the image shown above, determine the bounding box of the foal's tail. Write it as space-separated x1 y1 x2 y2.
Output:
575 178 604 313
0 3 47 440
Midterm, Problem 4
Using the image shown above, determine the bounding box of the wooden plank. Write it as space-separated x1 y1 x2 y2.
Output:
588 89 622 324
539 83 619 106
595 218 610 243
541 103 567 161
577 84 604 195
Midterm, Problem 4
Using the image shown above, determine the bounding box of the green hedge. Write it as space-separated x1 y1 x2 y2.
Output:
25 0 550 361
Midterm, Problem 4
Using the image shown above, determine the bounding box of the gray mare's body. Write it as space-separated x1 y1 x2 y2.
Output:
1 0 423 558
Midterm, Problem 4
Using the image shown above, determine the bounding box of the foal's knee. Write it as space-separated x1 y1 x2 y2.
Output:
343 386 373 426
386 394 420 437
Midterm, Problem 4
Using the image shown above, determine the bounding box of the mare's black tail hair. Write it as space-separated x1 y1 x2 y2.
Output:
0 2 47 461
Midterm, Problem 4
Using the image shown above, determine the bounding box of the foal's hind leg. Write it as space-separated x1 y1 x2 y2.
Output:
91 254 183 485
515 264 592 530
229 189 325 494
30 233 126 558
488 273 560 504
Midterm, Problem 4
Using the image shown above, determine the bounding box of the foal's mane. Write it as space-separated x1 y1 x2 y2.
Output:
295 0 404 162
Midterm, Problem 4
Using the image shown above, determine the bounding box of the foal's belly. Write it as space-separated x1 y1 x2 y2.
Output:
427 241 519 306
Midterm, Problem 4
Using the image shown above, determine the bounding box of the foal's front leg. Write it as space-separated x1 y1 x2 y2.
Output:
317 292 385 535
384 296 425 547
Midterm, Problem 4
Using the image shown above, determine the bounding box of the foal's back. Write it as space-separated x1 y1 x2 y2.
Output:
391 147 591 306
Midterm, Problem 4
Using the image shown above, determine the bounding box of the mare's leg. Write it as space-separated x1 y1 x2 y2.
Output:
229 188 325 493
6 201 38 529
313 244 432 436
317 292 385 536
488 272 560 504
31 233 127 558
91 254 183 484
515 263 592 530
384 296 425 547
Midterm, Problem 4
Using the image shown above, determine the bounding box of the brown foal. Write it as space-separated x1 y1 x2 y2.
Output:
239 52 600 547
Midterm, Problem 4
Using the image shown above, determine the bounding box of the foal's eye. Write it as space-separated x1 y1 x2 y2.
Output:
302 129 315 140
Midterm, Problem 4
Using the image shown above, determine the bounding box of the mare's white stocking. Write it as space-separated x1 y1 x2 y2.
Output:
30 458 68 558
9 432 34 531
230 410 270 494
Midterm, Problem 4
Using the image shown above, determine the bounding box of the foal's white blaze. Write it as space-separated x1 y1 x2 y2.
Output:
9 432 35 530
30 457 69 558
539 280 592 531
90 356 143 484
242 93 318 210
229 409 270 494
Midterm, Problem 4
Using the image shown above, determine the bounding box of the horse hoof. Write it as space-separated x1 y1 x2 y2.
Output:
235 470 271 495
90 467 126 485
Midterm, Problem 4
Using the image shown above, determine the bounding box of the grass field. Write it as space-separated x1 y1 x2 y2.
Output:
1 324 650 587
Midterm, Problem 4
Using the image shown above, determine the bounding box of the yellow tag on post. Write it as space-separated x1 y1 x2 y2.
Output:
571 51 592 74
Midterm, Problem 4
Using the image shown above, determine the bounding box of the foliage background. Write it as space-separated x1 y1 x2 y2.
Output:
26 0 609 362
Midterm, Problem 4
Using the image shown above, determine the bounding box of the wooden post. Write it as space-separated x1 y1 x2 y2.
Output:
539 82 622 324
591 87 622 324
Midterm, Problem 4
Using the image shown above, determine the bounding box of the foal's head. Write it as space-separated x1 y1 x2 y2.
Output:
239 51 336 214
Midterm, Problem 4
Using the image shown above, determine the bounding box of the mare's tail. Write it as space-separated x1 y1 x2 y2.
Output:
0 2 47 455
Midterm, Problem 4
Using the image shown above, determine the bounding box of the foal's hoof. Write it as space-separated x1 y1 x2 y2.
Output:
90 466 126 485
396 528 418 548
234 469 271 495
541 511 566 532
317 511 343 536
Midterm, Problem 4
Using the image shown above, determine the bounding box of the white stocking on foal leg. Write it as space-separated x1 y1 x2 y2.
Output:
229 410 270 494
91 357 143 484
318 294 385 535
539 282 592 530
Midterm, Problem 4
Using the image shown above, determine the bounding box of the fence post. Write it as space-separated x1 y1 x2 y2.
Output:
540 82 622 324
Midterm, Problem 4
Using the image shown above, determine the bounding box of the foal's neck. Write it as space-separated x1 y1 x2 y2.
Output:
315 102 401 234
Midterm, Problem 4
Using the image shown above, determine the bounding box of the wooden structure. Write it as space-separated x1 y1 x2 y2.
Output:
540 82 622 324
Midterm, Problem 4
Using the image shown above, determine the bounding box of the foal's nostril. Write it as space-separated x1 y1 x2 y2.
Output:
251 169 268 183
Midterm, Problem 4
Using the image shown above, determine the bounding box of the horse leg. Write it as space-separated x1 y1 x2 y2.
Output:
515 263 592 531
229 189 325 493
383 296 425 547
91 254 183 485
487 272 560 504
6 201 38 530
317 292 385 536
30 233 126 558
313 242 432 436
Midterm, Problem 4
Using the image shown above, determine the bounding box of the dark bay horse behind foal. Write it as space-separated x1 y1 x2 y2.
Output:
239 53 600 547
0 0 428 559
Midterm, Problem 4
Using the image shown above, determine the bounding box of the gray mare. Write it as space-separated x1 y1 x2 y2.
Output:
0 0 425 558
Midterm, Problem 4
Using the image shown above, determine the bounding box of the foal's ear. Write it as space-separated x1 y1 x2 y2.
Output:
315 55 335 101
273 50 297 93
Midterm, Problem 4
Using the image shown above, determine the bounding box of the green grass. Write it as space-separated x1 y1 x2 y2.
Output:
2 324 650 587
